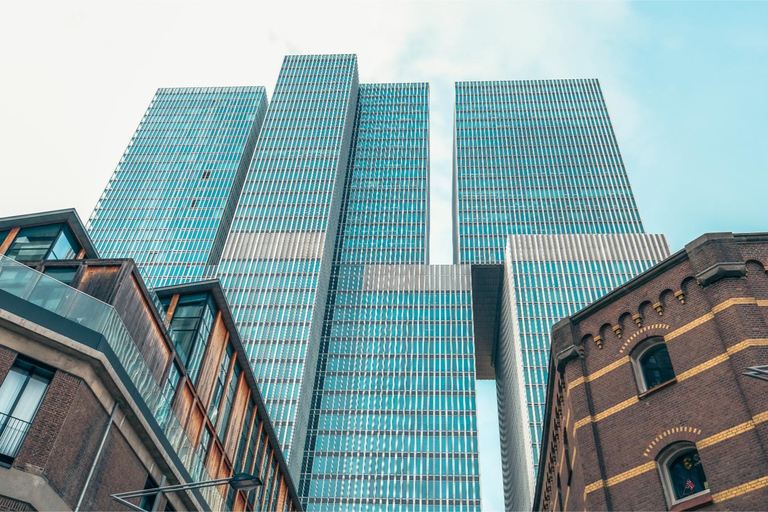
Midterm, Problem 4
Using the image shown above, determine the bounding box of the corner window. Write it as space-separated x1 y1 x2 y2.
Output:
0 357 54 464
166 293 217 383
658 442 709 507
4 224 81 263
631 337 675 393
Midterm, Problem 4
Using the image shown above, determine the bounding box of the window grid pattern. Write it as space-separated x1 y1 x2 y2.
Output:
497 234 668 511
453 79 644 264
335 83 430 265
88 86 268 287
301 265 480 512
218 55 359 462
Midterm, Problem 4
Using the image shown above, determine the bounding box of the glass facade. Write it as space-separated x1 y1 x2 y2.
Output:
83 59 669 511
334 83 430 265
453 79 644 263
217 54 360 474
302 265 480 512
88 86 268 287
454 80 669 510
296 84 480 511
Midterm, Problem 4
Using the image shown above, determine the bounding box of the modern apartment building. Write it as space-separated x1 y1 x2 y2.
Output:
216 55 360 480
0 210 300 511
298 83 480 510
453 79 669 510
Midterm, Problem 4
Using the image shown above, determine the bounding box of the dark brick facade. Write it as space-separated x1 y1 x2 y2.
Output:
14 371 80 476
2 365 151 511
534 233 768 511
0 346 16 385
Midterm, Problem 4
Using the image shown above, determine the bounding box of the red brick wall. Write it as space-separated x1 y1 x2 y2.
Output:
41 377 110 507
0 346 17 384
537 237 768 511
0 496 33 511
9 368 152 511
79 426 149 511
14 371 79 476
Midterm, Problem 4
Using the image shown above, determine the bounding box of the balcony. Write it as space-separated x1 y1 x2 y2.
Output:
0 255 225 510
0 413 32 463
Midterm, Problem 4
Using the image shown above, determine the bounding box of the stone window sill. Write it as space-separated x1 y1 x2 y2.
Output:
639 377 677 399
670 490 712 511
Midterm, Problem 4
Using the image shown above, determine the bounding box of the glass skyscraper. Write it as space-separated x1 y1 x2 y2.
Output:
87 60 667 512
298 83 480 510
217 54 360 479
89 86 268 287
454 79 669 510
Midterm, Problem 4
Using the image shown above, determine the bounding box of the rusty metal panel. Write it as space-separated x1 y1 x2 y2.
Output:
164 294 179 323
224 372 250 459
76 265 122 302
217 459 232 497
275 475 288 512
205 442 223 480
0 227 19 255
197 312 228 408
111 274 171 384
187 404 205 446
173 381 194 431
233 490 246 512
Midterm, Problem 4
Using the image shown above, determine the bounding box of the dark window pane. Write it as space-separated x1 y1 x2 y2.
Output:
641 344 675 389
218 365 241 438
43 267 78 285
5 224 61 262
172 331 196 364
668 449 708 499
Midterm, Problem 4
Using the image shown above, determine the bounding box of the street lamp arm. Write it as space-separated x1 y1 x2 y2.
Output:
110 473 261 511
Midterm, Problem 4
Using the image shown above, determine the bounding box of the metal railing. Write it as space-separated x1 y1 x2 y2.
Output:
0 255 226 510
0 412 32 459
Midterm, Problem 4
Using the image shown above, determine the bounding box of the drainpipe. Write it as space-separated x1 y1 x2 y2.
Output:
74 402 119 512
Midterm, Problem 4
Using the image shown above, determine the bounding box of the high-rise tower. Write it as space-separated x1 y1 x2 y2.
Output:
89 87 268 287
86 61 668 512
217 55 360 479
298 83 481 510
454 79 669 510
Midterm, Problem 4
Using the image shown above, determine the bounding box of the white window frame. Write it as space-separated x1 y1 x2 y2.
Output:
630 336 675 394
656 442 710 509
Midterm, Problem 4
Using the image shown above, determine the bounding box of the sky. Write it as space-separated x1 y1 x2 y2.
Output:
1 1 766 510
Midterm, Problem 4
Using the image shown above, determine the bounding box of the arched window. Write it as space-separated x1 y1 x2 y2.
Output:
631 337 675 393
657 442 710 507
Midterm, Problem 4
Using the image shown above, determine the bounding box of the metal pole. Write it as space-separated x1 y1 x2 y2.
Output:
149 475 166 512
75 401 119 512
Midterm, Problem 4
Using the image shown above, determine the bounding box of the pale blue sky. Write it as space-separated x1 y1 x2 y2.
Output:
1 1 766 510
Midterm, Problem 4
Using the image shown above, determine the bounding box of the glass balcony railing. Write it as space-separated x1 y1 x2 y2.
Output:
0 255 226 511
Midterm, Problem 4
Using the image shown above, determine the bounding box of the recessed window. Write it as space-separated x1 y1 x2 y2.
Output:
658 442 710 507
166 293 217 383
4 224 81 263
631 337 675 393
0 357 54 464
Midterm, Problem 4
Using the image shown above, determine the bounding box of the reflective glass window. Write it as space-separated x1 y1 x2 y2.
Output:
0 357 54 462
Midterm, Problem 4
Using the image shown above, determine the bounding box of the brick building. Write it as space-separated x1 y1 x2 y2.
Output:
533 232 768 511
0 210 300 511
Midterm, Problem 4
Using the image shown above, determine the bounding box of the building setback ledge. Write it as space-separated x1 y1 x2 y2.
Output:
670 490 713 511
638 378 677 400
